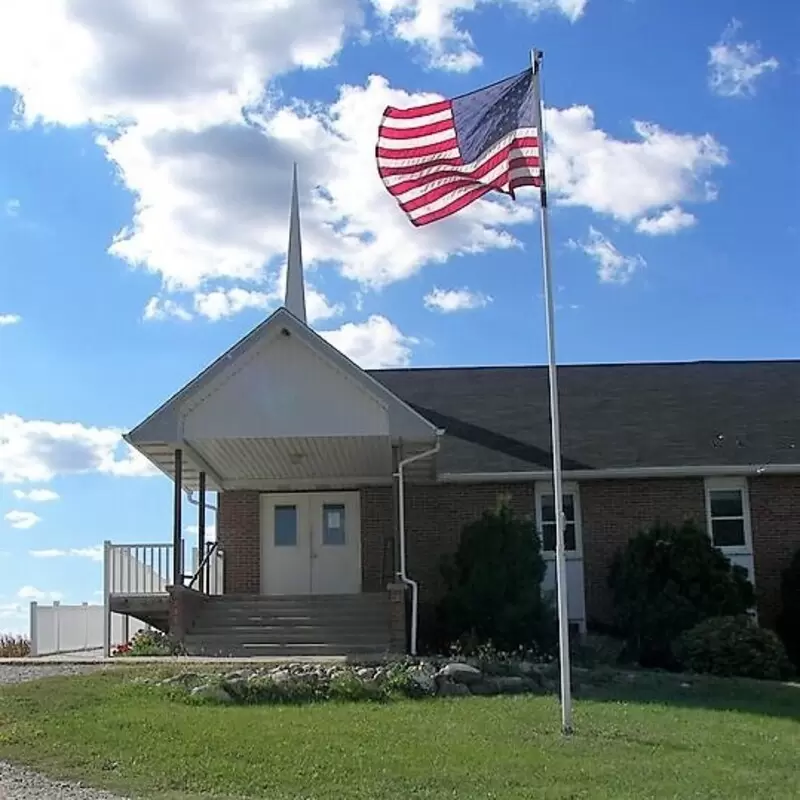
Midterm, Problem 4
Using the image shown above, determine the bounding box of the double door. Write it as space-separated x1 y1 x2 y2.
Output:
261 491 361 595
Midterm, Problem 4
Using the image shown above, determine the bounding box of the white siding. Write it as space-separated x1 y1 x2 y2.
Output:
182 331 390 441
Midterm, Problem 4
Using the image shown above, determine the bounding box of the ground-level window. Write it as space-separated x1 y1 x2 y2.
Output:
535 483 582 555
704 477 751 552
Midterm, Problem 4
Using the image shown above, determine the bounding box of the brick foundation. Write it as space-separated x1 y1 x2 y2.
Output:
167 585 208 640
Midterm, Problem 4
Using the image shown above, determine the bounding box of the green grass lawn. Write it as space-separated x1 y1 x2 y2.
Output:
0 667 798 799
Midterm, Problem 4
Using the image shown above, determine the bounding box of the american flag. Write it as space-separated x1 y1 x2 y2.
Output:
376 68 542 227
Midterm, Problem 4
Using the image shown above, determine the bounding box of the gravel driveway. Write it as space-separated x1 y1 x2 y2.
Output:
0 664 132 800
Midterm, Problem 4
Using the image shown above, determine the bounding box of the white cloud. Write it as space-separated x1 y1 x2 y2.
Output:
12 488 60 503
4 198 20 216
635 206 696 236
4 510 42 530
571 227 644 284
30 546 103 562
371 1 587 71
545 106 728 225
0 314 22 326
0 0 362 128
17 586 63 602
0 414 159 483
321 315 417 368
0 0 724 318
185 524 217 542
192 283 342 323
143 296 192 322
709 19 779 97
424 287 492 312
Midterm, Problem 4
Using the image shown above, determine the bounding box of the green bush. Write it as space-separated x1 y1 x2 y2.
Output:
113 628 182 657
609 520 754 667
676 615 794 681
437 501 556 653
776 547 800 669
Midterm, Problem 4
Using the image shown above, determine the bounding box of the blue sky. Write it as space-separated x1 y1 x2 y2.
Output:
0 0 793 633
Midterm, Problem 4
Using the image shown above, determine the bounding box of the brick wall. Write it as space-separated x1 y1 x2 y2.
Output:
579 478 706 625
217 490 260 594
749 475 800 626
360 486 394 592
218 477 800 631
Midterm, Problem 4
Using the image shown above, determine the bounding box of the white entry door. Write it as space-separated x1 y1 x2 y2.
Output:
261 491 362 595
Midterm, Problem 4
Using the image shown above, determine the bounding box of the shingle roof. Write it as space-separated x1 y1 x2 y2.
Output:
369 360 800 474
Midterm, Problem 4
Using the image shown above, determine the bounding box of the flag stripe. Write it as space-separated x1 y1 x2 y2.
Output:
410 185 495 226
376 126 457 151
407 165 542 226
379 108 453 130
400 160 539 212
376 139 459 161
381 144 539 192
378 117 455 140
383 100 451 120
396 155 540 208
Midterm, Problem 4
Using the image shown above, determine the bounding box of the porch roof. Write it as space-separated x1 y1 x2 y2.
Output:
124 308 441 490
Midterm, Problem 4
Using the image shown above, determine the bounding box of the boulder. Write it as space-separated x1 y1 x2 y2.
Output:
437 662 483 686
190 684 233 703
437 681 470 697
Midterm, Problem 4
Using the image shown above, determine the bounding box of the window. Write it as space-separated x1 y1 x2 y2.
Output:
705 479 749 550
322 504 346 546
274 505 298 547
536 486 580 554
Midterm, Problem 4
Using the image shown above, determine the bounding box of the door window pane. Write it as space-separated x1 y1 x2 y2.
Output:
541 523 577 552
274 505 297 547
323 504 346 546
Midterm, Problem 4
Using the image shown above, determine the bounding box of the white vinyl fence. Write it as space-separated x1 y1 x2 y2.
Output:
29 601 149 656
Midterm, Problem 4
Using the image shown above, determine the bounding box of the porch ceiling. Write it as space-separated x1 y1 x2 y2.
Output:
131 435 437 491
191 435 393 483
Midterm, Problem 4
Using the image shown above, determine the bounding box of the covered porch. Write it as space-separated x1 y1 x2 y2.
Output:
107 307 441 655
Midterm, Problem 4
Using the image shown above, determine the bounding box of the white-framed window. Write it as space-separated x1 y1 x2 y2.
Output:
704 477 752 555
534 482 583 559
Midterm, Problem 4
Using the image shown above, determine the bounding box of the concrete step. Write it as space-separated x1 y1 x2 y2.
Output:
204 595 389 608
184 641 390 658
191 623 389 635
200 612 389 626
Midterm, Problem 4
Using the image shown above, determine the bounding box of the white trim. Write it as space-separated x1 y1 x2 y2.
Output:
704 476 754 557
439 463 800 484
534 481 583 561
228 476 393 492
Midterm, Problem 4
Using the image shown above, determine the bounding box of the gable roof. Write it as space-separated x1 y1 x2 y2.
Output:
370 360 800 474
126 307 439 446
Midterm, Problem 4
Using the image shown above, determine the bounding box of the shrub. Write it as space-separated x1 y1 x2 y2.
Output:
676 615 794 681
113 628 181 657
609 520 754 668
437 500 556 653
0 633 31 658
776 547 800 669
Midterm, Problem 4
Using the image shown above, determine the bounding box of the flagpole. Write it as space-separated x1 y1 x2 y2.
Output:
531 48 573 736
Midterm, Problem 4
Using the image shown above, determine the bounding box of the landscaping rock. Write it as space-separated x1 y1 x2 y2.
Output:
469 679 501 696
494 676 537 695
437 681 471 697
190 684 233 703
438 662 483 686
408 665 437 695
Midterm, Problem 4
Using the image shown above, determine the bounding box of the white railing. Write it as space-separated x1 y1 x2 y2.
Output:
30 601 149 656
190 544 224 595
104 541 176 596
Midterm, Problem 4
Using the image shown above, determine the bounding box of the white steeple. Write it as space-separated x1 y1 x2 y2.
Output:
284 162 307 323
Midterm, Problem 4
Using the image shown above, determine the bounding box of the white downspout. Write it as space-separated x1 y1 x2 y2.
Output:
395 432 443 656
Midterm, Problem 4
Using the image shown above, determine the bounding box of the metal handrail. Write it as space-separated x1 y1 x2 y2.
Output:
188 541 221 592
